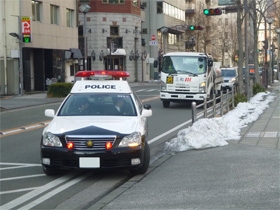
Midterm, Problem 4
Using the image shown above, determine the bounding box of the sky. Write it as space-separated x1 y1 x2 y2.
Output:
164 88 277 152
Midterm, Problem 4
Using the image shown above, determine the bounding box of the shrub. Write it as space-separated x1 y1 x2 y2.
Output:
47 82 73 98
234 93 247 106
253 83 266 95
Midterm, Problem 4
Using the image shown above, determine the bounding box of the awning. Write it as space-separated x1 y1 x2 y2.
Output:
158 26 185 35
107 48 126 56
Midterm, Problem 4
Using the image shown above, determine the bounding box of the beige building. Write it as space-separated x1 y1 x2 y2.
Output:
0 0 80 95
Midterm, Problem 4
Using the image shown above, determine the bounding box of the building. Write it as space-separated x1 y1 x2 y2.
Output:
78 0 144 82
1 0 246 95
0 0 80 95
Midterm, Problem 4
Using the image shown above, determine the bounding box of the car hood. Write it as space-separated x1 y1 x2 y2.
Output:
45 116 139 135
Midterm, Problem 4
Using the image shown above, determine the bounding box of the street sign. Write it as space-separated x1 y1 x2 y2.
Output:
21 16 32 43
218 0 235 6
151 34 156 41
149 41 158 46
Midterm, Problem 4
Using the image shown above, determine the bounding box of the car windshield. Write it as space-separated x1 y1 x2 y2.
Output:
162 56 207 75
221 69 237 77
57 93 136 116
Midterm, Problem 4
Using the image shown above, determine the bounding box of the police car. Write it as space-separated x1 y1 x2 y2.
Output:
41 70 152 175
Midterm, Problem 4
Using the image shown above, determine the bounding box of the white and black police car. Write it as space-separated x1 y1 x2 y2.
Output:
41 70 152 175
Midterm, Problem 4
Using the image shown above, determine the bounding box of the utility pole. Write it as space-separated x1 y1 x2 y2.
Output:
244 0 250 100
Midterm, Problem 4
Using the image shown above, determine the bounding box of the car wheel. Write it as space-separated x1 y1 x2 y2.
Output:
162 101 170 108
130 143 150 175
42 165 59 176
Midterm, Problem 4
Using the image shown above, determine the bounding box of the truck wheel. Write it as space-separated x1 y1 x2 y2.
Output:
162 101 170 108
130 143 150 175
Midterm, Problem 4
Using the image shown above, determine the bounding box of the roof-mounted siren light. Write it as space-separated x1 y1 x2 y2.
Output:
74 70 130 81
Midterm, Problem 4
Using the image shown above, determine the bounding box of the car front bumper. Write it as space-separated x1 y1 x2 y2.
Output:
41 145 145 170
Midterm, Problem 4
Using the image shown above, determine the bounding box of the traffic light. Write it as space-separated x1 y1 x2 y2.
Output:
22 36 31 43
189 25 204 30
262 40 268 50
203 8 222 16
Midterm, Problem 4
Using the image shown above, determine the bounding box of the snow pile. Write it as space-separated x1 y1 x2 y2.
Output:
164 92 275 152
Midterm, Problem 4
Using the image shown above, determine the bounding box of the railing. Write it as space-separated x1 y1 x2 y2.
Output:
191 89 235 125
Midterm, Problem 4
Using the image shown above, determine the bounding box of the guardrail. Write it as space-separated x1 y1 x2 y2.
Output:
191 89 235 125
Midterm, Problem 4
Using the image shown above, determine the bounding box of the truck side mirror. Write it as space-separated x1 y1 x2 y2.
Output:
208 60 213 67
154 60 158 68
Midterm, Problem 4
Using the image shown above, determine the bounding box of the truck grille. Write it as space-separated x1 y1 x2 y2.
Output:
65 135 116 151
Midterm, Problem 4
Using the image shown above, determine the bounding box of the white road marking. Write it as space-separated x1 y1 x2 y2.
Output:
148 119 192 145
0 174 45 182
0 162 41 171
0 162 41 166
0 173 78 209
134 89 146 92
17 173 91 210
0 187 38 195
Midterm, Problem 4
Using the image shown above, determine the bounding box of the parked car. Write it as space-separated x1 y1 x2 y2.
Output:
259 67 263 76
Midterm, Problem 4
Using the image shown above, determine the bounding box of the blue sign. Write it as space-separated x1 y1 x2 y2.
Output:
218 0 235 6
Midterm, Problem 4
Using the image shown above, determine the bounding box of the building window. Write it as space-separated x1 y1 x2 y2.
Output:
66 9 74 27
225 32 228 39
225 18 228 25
132 0 138 6
157 2 163 14
32 0 41 21
110 26 119 36
102 0 125 4
157 2 185 21
50 5 59 25
168 34 177 45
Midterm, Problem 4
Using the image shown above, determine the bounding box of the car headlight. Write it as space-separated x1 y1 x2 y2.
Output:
43 132 62 147
119 132 141 147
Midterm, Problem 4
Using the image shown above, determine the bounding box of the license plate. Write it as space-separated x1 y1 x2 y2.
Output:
79 157 100 168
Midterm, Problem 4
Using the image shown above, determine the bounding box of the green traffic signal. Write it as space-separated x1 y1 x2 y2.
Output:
203 9 209 15
189 25 204 31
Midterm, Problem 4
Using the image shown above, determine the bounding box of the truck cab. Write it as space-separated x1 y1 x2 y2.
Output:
159 52 222 108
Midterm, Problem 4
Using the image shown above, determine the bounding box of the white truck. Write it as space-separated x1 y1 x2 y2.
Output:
159 52 223 108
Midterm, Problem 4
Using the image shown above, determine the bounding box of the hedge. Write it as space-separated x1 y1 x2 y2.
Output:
47 82 73 98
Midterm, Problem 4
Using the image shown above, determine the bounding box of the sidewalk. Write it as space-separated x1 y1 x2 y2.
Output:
232 80 280 149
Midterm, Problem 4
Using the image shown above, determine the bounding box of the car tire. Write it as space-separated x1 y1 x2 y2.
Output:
42 165 59 176
130 143 150 175
162 101 170 108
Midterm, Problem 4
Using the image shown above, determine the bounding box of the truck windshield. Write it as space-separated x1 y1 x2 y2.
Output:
162 56 207 74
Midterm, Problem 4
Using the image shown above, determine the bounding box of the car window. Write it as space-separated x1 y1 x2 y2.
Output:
132 92 143 114
58 93 136 116
221 69 237 77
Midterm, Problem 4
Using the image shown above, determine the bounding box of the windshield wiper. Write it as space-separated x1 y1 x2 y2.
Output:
177 70 198 76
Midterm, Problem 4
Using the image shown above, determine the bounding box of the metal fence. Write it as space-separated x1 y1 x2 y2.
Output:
191 89 235 125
